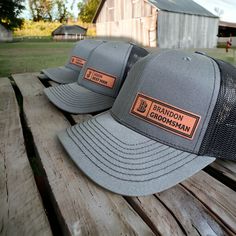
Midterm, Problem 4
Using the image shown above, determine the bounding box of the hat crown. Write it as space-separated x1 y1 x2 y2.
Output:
66 39 104 71
77 41 148 98
111 50 221 154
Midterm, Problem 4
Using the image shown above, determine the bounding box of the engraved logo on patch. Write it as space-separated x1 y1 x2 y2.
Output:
130 93 201 139
84 68 116 89
70 56 86 67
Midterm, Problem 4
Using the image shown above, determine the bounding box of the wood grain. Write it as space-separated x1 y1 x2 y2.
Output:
0 77 52 236
210 159 236 183
181 171 236 234
156 184 232 235
12 73 154 236
126 195 185 236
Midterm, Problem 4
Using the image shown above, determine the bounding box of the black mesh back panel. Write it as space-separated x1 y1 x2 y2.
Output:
123 45 149 81
199 59 236 160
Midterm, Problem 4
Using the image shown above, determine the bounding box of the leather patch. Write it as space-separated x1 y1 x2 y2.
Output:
70 56 86 67
84 68 116 89
130 93 201 139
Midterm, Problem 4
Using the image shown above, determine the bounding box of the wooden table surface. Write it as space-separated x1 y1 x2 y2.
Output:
0 73 236 236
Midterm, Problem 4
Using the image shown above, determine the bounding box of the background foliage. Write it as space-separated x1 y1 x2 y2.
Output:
78 0 100 23
14 20 96 37
0 0 25 30
28 0 71 22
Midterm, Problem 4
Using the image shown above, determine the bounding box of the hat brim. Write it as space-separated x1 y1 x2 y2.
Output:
44 83 115 114
38 73 49 80
58 111 215 196
42 66 79 84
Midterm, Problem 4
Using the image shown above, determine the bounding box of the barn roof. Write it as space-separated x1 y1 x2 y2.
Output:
149 0 217 17
52 25 87 36
93 0 217 22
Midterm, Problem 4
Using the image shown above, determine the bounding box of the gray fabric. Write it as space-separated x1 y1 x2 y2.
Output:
65 39 105 71
78 41 133 98
43 41 143 114
148 0 217 17
42 66 79 84
112 50 221 154
44 83 115 114
42 40 105 84
38 73 49 80
58 111 215 196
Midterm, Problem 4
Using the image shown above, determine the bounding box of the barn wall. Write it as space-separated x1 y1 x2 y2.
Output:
157 11 219 48
95 0 157 47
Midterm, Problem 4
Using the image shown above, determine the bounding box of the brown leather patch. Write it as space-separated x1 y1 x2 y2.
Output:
84 68 116 89
70 56 86 67
130 93 201 139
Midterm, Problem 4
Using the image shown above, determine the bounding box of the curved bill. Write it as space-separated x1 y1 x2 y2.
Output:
58 111 215 196
38 73 49 80
44 83 115 114
42 66 80 84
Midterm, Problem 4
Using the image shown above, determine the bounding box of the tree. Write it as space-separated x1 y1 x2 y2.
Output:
55 0 69 23
78 0 100 23
29 0 54 21
29 0 71 22
0 0 25 30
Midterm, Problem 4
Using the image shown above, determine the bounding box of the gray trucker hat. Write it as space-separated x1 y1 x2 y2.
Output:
40 39 104 84
44 41 148 114
58 50 236 196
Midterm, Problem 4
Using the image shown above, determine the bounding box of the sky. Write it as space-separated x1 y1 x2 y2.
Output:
193 0 236 23
21 0 236 23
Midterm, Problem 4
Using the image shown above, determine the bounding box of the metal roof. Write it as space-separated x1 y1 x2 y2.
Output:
93 0 217 22
148 0 217 17
52 25 87 36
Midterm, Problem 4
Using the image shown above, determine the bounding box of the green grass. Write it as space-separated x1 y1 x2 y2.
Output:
0 41 235 78
195 48 236 65
0 41 75 77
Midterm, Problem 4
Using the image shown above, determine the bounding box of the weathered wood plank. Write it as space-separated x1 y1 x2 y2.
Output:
126 195 185 236
210 160 236 183
127 179 234 236
156 184 233 235
12 73 155 236
181 171 236 234
0 77 52 236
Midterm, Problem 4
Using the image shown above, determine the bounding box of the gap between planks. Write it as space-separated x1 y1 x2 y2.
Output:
0 77 52 236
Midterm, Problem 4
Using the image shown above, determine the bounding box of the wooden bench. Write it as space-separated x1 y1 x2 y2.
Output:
1 73 236 235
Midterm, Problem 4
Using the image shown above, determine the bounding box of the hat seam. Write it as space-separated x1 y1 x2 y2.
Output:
73 124 183 166
79 120 169 156
113 43 134 98
113 53 162 119
91 117 156 147
77 42 132 98
111 112 196 153
48 87 112 106
66 127 197 180
193 57 219 153
76 41 102 85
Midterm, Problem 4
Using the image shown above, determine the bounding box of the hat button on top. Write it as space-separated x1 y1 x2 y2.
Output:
183 56 192 61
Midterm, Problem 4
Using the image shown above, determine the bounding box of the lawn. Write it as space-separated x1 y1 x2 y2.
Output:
0 40 235 78
0 41 75 77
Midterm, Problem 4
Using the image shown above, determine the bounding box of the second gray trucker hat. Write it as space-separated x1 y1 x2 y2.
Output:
57 50 236 196
44 41 148 114
40 39 104 84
